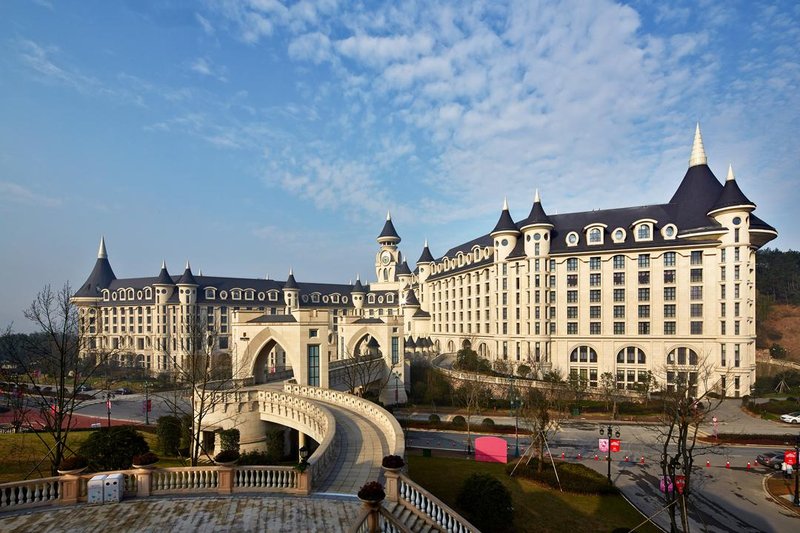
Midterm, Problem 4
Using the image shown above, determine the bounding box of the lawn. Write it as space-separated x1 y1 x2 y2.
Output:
0 429 187 483
407 454 660 533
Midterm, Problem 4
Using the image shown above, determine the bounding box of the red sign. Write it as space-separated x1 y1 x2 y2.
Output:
675 475 686 494
785 450 797 466
659 475 686 494
610 439 621 453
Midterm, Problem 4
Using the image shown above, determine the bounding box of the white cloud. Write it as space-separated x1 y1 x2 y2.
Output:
189 57 228 82
0 181 62 207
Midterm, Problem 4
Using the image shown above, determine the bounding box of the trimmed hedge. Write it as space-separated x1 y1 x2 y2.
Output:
456 473 513 532
508 459 618 495
747 399 800 415
451 415 466 428
481 418 495 427
237 451 276 466
428 413 441 423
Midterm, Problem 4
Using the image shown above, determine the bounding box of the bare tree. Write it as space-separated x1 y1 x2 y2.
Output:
0 284 112 476
335 345 388 397
520 382 568 472
454 370 490 455
600 372 622 419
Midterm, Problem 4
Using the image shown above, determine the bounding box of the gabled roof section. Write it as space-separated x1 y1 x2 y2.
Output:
491 198 519 236
708 165 756 215
75 237 117 297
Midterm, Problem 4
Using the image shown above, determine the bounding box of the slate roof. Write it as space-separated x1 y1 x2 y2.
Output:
351 278 366 293
353 318 385 324
404 289 420 306
248 314 297 324
177 266 198 286
491 207 519 235
417 244 435 264
155 265 174 285
75 257 117 297
378 218 401 242
412 309 431 318
284 272 298 290
709 177 755 215
396 261 411 276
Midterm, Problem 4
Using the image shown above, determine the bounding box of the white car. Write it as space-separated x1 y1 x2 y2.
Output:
780 411 800 424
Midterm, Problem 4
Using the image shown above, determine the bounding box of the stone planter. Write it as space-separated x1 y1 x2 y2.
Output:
132 463 157 470
57 467 87 476
214 460 238 468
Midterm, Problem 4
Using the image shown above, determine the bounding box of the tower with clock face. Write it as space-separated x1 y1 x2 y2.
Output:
373 211 403 289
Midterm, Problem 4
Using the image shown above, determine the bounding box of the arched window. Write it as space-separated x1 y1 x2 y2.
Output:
667 347 698 365
588 228 602 244
617 346 646 364
637 224 651 240
569 346 597 363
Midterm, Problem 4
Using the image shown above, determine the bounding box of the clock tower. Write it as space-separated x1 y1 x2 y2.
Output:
373 211 402 289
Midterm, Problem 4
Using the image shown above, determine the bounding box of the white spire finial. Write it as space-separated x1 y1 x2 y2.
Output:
356 273 360 281
266 272 269 280
97 236 107 259
502 197 509 210
726 163 735 182
161 259 166 270
185 260 191 270
534 189 540 203
689 122 708 167
424 238 429 248
198 268 203 276
289 267 293 276
386 210 391 221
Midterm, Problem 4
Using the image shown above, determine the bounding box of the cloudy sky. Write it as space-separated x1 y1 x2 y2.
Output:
1 0 798 330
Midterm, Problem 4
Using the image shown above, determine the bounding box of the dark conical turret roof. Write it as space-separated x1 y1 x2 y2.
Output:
521 190 553 228
284 270 298 290
367 336 380 349
177 261 198 285
377 211 401 243
708 166 755 215
417 241 435 264
404 288 420 306
406 337 416 348
668 164 723 232
351 277 366 293
155 261 174 285
491 199 519 235
397 261 411 276
75 237 116 297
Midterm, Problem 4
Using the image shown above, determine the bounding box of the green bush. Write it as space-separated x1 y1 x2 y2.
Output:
428 413 441 423
265 429 285 462
156 415 182 456
481 418 495 427
79 426 150 471
508 459 618 495
456 473 513 532
451 415 466 428
218 428 240 452
749 398 800 415
237 451 276 465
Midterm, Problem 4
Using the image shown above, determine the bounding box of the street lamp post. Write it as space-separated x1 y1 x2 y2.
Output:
794 433 800 507
600 424 620 484
105 391 115 428
144 379 151 425
510 386 522 458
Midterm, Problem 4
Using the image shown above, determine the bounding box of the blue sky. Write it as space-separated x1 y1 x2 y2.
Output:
1 0 798 330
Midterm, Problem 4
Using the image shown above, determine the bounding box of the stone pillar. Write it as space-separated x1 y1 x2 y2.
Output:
136 469 152 497
217 467 235 494
58 475 80 505
298 431 306 462
297 470 310 495
383 469 400 502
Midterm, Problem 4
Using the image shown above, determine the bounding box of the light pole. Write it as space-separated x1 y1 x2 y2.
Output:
105 391 115 428
794 433 800 507
144 379 151 425
510 382 522 458
600 424 620 484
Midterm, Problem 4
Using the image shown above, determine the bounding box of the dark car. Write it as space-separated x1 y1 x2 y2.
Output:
115 387 132 395
756 451 785 470
75 384 93 392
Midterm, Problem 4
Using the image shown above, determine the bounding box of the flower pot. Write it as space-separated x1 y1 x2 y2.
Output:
382 466 402 474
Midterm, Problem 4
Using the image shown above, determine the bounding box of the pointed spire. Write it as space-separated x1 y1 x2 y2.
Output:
97 236 108 259
177 260 197 285
417 239 435 264
185 259 191 270
386 210 391 221
534 189 540 203
708 163 756 216
689 122 708 167
161 259 166 269
502 197 509 211
284 268 298 290
352 273 365 293
198 268 203 276
378 211 401 244
726 163 735 181
155 260 173 285
491 198 519 235
424 238 428 247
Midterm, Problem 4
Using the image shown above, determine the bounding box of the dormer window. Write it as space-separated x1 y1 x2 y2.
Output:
231 289 241 300
144 287 152 300
268 290 278 301
331 293 340 303
566 232 579 247
661 224 677 240
219 290 228 300
387 294 394 303
257 292 265 301
588 228 602 244
633 219 656 242
127 288 134 300
612 228 626 243
368 294 375 304
103 289 110 301
638 225 650 240
244 290 254 300
311 293 320 303
205 288 216 299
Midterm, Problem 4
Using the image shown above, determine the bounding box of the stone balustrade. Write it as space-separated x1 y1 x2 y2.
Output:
0 476 60 512
390 470 477 533
284 383 405 457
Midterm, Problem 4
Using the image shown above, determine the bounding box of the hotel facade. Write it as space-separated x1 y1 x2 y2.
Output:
73 126 776 399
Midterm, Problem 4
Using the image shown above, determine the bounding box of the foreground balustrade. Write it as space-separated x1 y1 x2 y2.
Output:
0 465 309 514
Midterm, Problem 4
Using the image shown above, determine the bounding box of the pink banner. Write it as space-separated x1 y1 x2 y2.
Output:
475 436 508 463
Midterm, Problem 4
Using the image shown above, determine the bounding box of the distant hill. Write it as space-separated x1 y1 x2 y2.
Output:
757 249 800 361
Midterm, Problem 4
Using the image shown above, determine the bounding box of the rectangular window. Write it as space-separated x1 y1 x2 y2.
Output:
690 268 703 283
721 285 727 299
734 302 740 316
614 272 625 285
734 228 740 242
567 306 578 319
614 322 625 334
638 322 650 335
590 257 601 270
664 270 676 284
590 322 601 335
567 290 578 303
589 290 601 303
589 273 601 286
567 322 578 335
734 321 740 335
638 254 650 268
391 337 399 365
690 304 703 318
720 344 726 367
664 304 676 318
309 329 318 338
614 305 625 318
567 274 578 287
721 321 726 335
663 252 676 267
690 321 703 335
638 288 650 301
735 284 740 298
614 289 625 302
590 306 601 319
691 251 703 265
638 305 650 318
690 286 703 300
734 265 740 281
664 321 676 335
638 271 650 285
734 344 740 367
613 255 625 269
567 258 578 271
735 247 741 262
720 266 726 281
307 345 320 386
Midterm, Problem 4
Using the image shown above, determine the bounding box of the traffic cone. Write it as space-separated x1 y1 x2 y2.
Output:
561 452 565 459
577 453 582 460
595 454 599 461
747 462 751 470
624 455 629 462
706 460 711 467
726 461 730 469
640 456 645 464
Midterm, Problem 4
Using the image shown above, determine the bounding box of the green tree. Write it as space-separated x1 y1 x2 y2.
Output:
456 473 513 532
79 426 150 471
156 415 182 456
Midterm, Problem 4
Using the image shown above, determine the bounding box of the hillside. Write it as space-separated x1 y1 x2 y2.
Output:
759 304 800 362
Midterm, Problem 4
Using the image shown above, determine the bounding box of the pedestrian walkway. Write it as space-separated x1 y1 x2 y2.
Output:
0 495 360 532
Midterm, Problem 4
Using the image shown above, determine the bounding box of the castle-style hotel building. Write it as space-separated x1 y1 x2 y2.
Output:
74 126 776 398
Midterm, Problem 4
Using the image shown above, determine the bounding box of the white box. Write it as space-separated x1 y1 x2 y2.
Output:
103 473 124 503
88 475 107 504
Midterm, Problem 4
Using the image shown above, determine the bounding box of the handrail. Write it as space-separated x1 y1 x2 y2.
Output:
284 383 405 457
0 476 60 512
347 504 414 533
397 473 479 533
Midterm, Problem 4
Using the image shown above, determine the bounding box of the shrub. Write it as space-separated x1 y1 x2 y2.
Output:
214 450 240 463
382 455 405 469
357 481 385 501
451 415 466 428
482 418 495 427
508 459 618 495
265 429 285 462
218 428 241 452
456 473 513 532
156 415 182 456
237 451 275 466
132 451 159 466
79 426 150 471
428 413 441 423
59 455 88 471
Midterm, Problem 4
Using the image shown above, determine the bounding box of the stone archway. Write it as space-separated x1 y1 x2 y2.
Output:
447 339 455 353
252 338 291 385
478 343 487 357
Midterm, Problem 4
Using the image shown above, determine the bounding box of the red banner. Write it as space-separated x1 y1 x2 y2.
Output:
610 439 621 453
785 450 797 466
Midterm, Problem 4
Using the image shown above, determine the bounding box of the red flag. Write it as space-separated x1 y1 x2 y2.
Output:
106 399 112 410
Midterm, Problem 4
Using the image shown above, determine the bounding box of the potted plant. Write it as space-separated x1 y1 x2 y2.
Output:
57 455 89 475
381 454 405 472
357 481 385 504
132 451 159 469
213 449 240 466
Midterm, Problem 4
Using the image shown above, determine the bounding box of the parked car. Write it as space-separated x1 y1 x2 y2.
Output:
780 411 800 424
756 451 785 470
115 387 132 395
75 384 93 392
